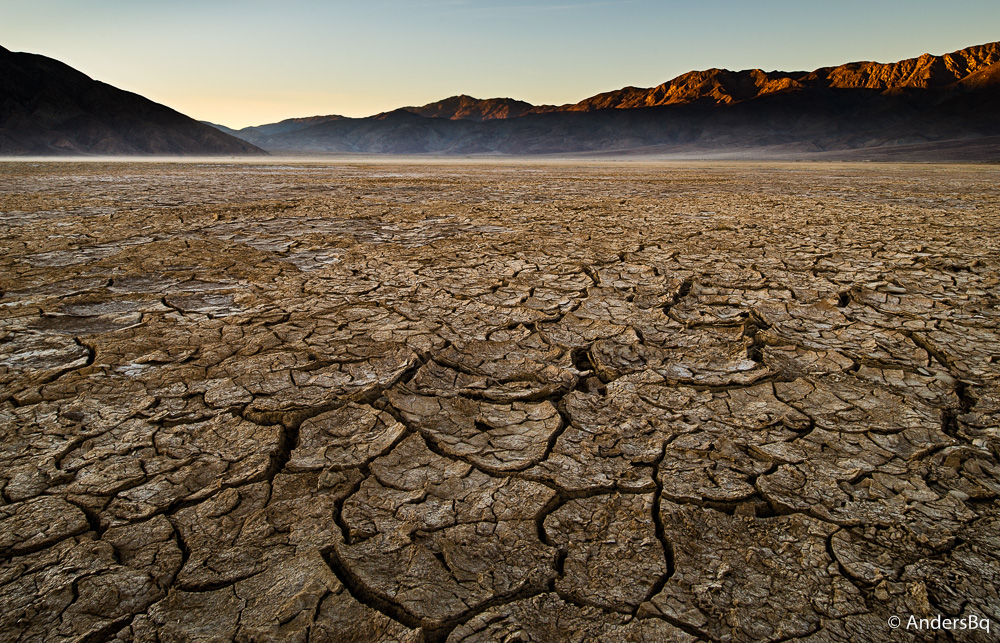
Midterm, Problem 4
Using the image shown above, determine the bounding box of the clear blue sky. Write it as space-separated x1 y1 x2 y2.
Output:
3 0 999 128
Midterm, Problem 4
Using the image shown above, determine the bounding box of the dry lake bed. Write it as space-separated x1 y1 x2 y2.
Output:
1 160 999 642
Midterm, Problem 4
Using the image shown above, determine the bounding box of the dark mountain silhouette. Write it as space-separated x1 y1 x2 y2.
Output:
0 45 265 156
218 41 1000 160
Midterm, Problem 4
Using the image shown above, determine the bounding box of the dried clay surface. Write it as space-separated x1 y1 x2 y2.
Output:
1 160 999 642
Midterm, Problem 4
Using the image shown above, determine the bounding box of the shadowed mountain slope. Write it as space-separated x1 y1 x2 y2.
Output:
0 46 266 156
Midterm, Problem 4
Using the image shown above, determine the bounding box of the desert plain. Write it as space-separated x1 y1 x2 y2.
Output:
1 159 998 642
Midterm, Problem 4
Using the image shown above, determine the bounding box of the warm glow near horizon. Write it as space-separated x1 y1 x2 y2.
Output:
4 0 1000 129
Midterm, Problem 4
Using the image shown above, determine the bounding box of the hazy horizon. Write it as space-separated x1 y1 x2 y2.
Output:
4 0 1000 128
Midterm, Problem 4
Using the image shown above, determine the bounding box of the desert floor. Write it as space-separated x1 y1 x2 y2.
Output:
1 160 998 642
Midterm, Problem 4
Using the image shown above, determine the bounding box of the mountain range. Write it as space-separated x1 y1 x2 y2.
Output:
0 45 264 156
2 41 999 159
209 41 1000 160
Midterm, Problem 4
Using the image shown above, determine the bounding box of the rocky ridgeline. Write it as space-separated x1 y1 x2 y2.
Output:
0 162 998 641
541 41 1000 112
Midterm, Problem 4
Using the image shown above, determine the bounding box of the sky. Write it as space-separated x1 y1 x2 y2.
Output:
3 0 1000 129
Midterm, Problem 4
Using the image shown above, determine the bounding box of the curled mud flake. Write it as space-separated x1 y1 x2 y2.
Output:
645 502 859 642
0 496 89 557
71 413 285 524
0 536 165 641
388 390 562 472
544 492 668 611
289 402 407 471
336 434 558 629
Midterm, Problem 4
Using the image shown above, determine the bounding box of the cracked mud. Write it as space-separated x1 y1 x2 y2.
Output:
1 160 999 642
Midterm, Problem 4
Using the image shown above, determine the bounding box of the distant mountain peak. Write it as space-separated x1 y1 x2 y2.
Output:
404 95 535 121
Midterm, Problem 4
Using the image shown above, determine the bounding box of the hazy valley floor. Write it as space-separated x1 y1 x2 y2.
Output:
1 160 999 642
